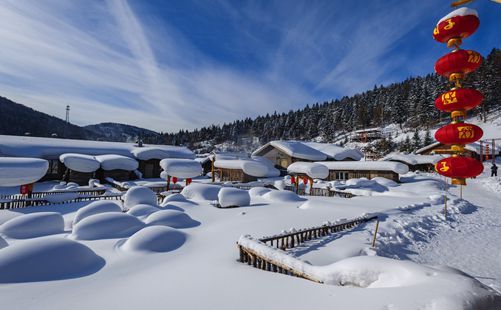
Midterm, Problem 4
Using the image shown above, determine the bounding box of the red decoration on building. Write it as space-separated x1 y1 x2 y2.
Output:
172 177 178 184
434 123 483 145
302 177 308 185
186 178 192 185
435 49 482 80
435 157 483 179
291 176 296 184
433 14 479 45
435 88 483 112
20 184 29 195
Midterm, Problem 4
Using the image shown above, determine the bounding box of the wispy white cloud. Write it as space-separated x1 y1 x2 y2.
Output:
0 0 468 133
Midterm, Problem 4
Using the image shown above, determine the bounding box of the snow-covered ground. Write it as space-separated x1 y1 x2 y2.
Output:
0 163 501 309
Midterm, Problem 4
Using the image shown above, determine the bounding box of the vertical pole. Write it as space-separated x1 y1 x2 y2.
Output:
167 175 171 191
371 219 380 248
460 184 463 199
444 177 448 219
492 139 496 164
309 177 313 195
480 140 483 162
211 155 215 183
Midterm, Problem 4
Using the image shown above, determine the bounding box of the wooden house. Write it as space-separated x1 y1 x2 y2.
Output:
252 140 362 172
214 158 280 183
381 153 442 172
317 161 409 182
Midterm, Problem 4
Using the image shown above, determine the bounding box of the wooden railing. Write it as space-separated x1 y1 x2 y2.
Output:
285 186 355 198
0 188 107 200
237 216 378 282
0 194 123 210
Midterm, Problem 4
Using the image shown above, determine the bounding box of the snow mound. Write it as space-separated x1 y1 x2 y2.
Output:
262 190 306 202
218 187 250 208
287 162 329 179
0 157 49 186
249 187 272 197
145 210 200 228
95 154 138 171
159 158 202 178
73 201 123 225
71 213 145 240
0 212 64 239
0 237 104 283
345 178 376 187
429 194 446 205
181 183 222 201
123 186 158 209
0 236 7 249
372 177 398 187
59 153 100 173
126 204 160 219
161 193 187 204
121 226 186 253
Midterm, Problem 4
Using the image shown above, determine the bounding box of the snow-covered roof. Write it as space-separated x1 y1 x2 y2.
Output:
0 157 49 186
0 135 194 160
287 162 329 179
438 7 478 25
214 159 280 178
159 159 203 178
353 127 382 134
416 141 501 155
59 153 100 173
95 154 138 171
304 142 363 161
252 140 361 161
381 153 442 165
316 161 409 174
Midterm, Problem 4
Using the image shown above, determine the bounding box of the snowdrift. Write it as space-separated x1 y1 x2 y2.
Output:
0 237 104 283
59 153 100 173
71 213 145 240
123 186 158 209
73 201 123 225
262 190 306 202
218 187 250 208
181 183 222 201
0 212 64 239
159 158 202 178
161 193 187 204
127 204 160 219
248 187 272 197
121 226 187 253
0 157 49 186
145 210 200 228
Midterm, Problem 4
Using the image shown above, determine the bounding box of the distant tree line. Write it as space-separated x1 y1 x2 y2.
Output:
164 48 499 151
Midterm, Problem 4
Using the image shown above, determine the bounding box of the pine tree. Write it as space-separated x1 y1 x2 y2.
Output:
423 130 433 146
412 129 422 151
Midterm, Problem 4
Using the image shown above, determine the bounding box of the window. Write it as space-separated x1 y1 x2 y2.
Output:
335 172 348 180
48 160 59 175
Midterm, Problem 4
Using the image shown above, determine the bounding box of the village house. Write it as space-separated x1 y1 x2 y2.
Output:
213 157 280 183
316 161 409 182
0 135 195 185
415 141 500 161
252 140 362 172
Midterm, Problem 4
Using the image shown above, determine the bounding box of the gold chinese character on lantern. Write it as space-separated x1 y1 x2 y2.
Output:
457 126 474 139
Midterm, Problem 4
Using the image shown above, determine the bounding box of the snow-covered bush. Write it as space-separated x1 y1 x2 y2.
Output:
73 201 123 225
123 186 158 209
145 210 199 228
0 212 64 239
262 190 306 202
126 204 160 219
181 183 222 201
0 237 104 283
71 213 145 240
121 226 186 253
218 187 250 208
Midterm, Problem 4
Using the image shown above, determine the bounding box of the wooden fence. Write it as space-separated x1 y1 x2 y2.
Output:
0 194 123 210
0 188 107 200
285 186 355 198
237 216 378 282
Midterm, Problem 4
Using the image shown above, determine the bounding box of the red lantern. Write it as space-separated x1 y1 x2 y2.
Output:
20 184 28 195
172 177 178 184
302 177 308 185
433 13 479 45
290 176 296 184
435 156 483 179
434 123 483 145
186 178 192 185
435 88 483 112
435 50 482 79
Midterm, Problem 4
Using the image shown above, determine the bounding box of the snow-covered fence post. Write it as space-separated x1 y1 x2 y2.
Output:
371 218 380 248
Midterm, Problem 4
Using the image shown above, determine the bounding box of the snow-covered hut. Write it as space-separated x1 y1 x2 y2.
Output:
0 135 195 184
252 140 362 171
214 157 280 182
287 162 329 180
380 153 442 172
316 161 409 182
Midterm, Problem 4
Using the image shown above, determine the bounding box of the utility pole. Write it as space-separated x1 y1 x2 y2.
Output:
64 105 70 138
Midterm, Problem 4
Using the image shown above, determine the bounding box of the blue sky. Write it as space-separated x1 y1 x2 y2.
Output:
0 0 499 132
